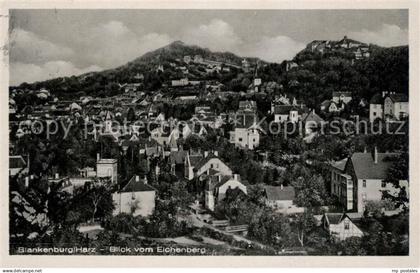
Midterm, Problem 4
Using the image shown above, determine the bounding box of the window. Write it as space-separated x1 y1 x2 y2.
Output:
344 221 350 230
381 181 386 188
363 180 366 187
373 112 376 116
210 164 214 168
238 138 243 142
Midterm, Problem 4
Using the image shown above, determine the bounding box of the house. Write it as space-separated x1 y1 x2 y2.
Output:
229 113 261 150
330 149 408 212
124 83 141 93
194 55 203 63
332 92 352 104
322 213 363 241
369 93 383 122
263 185 296 210
330 158 354 211
238 100 257 113
171 78 189 87
273 105 305 123
184 151 232 180
183 55 192 64
96 155 118 184
337 36 364 48
169 147 187 176
369 92 409 122
320 100 344 113
9 155 28 177
138 137 161 157
112 175 156 217
242 59 250 72
134 73 144 81
301 110 324 135
285 61 298 71
204 174 248 211
384 93 409 120
150 126 171 146
156 65 164 73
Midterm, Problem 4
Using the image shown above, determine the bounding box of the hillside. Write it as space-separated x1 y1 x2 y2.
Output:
129 40 260 66
11 38 408 106
12 41 264 98
278 41 408 108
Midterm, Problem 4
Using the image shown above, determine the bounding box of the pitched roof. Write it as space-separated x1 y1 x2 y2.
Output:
120 176 156 193
97 158 117 164
302 111 324 123
324 213 345 225
194 152 227 171
238 100 257 110
10 155 27 169
332 91 352 97
387 93 408 103
273 105 293 115
169 150 187 165
234 113 258 129
370 93 383 104
330 158 347 172
264 185 295 201
349 152 398 180
206 174 248 190
321 100 332 108
187 153 204 167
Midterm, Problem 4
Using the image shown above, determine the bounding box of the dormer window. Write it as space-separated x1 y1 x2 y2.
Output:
344 221 350 230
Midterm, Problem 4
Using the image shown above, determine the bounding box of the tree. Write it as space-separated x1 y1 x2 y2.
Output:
383 152 409 210
82 179 115 223
338 237 367 255
248 208 292 248
292 212 316 247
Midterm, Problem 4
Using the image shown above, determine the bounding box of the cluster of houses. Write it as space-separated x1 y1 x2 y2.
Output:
320 91 353 113
9 82 409 243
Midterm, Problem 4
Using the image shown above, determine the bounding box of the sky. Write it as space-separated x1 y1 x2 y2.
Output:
9 9 408 85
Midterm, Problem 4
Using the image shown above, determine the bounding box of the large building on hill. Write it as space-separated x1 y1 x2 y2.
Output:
305 36 370 59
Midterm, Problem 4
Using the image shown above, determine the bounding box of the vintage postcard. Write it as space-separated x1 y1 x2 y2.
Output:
0 0 419 268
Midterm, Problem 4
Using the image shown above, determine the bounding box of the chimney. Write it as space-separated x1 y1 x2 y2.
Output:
143 175 148 184
55 173 59 179
374 146 378 164
96 153 100 161
148 136 151 142
214 151 218 157
135 175 140 182
281 183 284 190
204 151 209 158
233 174 239 181
363 147 367 153
25 176 29 188
218 175 222 182
207 169 210 175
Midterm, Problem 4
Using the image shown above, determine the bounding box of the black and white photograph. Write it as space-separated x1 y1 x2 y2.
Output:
4 6 415 262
